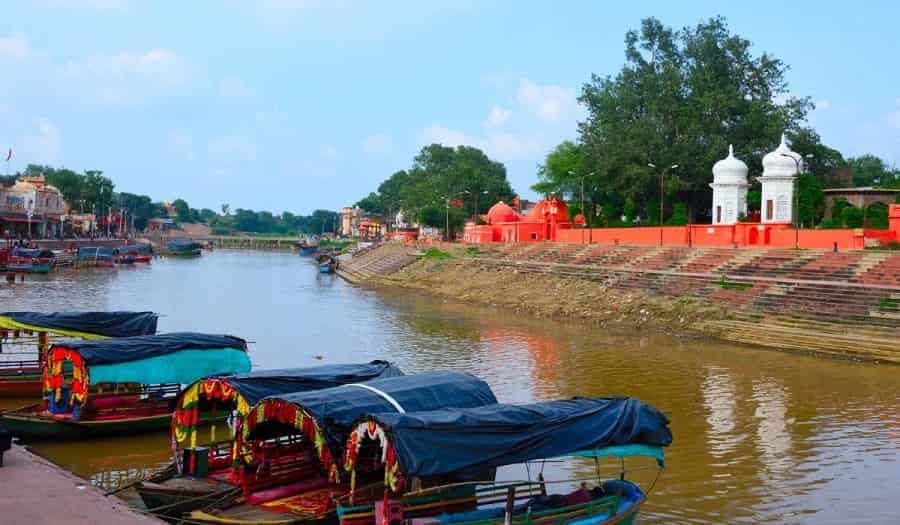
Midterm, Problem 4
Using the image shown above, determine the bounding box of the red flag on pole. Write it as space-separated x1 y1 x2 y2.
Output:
5 148 11 162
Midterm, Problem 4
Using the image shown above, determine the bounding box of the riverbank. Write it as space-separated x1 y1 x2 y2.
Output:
339 243 900 363
0 444 162 524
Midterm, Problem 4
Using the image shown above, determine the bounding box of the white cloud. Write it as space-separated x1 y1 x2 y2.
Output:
516 78 577 123
320 144 338 159
421 125 544 162
20 117 62 163
484 105 511 128
362 133 391 154
219 76 251 99
208 136 257 162
60 48 194 104
0 33 33 63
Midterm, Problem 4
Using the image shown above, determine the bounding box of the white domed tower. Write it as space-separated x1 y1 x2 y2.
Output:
759 133 802 223
710 145 749 224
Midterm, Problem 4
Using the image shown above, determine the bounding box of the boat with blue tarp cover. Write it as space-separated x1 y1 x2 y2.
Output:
0 311 159 397
168 239 203 257
7 247 56 273
135 360 405 518
0 332 250 440
186 371 498 525
336 397 672 525
77 246 117 267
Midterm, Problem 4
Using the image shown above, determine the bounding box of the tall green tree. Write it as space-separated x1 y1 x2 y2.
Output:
579 16 813 222
846 155 900 187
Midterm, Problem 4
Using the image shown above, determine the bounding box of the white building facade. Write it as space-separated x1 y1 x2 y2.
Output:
758 134 802 224
710 145 749 225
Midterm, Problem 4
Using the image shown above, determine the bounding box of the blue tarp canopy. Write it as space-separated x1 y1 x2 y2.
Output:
11 247 54 258
0 311 158 338
167 239 201 250
54 332 248 365
77 246 116 258
358 397 672 478
250 371 498 458
194 360 405 407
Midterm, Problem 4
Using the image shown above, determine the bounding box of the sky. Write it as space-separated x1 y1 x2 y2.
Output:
2 1 899 214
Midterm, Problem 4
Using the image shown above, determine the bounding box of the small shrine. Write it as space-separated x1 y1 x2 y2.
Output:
759 133 802 224
710 145 748 225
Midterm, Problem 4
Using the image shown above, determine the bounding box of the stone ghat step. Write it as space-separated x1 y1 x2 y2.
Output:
728 312 900 338
701 320 900 363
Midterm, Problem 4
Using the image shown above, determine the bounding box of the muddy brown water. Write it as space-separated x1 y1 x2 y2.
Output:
1 250 897 524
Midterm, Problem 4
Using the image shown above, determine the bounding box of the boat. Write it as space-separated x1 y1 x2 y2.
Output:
7 247 56 273
186 371 497 524
77 246 116 267
337 397 672 525
136 361 404 518
317 254 338 273
168 239 203 257
0 332 251 440
0 311 159 398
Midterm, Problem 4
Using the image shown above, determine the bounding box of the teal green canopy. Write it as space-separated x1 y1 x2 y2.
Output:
89 348 251 385
564 444 665 467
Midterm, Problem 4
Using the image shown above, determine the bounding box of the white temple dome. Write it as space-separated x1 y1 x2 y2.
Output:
712 145 748 184
762 133 802 177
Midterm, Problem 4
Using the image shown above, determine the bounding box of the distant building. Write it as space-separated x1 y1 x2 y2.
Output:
341 206 385 239
0 175 67 237
823 187 900 219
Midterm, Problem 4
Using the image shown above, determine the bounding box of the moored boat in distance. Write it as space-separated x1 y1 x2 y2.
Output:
77 246 116 267
7 247 56 273
167 239 203 257
0 332 251 440
0 311 159 398
317 254 338 273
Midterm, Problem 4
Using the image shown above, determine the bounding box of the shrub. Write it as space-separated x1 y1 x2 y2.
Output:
841 207 864 228
423 247 453 260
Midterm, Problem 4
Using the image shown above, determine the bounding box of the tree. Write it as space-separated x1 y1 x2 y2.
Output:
171 198 192 223
846 155 900 187
841 206 864 228
531 141 586 196
797 172 825 227
198 208 218 223
355 192 385 214
221 204 230 216
579 17 813 222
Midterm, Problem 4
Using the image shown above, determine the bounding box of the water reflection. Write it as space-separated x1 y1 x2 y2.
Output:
1 251 897 524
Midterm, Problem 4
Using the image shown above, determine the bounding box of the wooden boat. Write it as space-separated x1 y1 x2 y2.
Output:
336 397 672 525
7 247 56 273
317 255 337 273
135 361 404 517
168 239 203 257
0 311 159 398
185 372 497 524
0 332 251 440
77 246 116 267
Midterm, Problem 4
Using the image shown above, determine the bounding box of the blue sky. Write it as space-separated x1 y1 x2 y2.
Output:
2 1 899 214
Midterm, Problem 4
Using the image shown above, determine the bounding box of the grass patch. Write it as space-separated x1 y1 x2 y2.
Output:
718 275 753 291
465 246 481 255
879 297 900 311
422 247 454 260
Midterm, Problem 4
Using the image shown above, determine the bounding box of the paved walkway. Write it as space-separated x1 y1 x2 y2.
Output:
0 445 163 525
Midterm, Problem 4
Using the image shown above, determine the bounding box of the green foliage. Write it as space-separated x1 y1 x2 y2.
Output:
797 172 825 227
531 141 586 196
867 202 889 229
355 192 385 214
422 247 453 260
846 154 900 187
831 197 850 224
358 145 514 235
171 198 193 223
841 206 864 228
666 202 688 225
746 190 761 213
879 297 900 311
718 274 753 291
578 16 813 217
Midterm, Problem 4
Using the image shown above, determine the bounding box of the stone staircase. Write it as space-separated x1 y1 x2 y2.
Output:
337 244 420 282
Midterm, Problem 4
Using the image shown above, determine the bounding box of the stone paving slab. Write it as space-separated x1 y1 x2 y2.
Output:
0 445 163 525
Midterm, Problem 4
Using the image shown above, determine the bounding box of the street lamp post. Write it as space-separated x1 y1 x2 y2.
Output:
568 170 595 244
781 153 814 248
648 163 679 245
473 190 489 223
444 190 469 242
25 193 35 239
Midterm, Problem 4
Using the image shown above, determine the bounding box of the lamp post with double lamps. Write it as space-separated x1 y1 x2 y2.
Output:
473 189 489 223
647 163 679 245
781 152 814 248
443 190 469 241
568 170 595 243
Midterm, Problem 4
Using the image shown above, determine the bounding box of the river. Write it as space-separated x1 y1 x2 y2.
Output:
1 250 897 524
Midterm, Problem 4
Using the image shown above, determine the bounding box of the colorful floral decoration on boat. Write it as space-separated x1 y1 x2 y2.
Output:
44 347 88 407
242 398 340 482
344 420 403 493
172 378 252 447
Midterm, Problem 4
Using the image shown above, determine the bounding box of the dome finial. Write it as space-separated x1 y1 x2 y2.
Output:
780 132 787 147
728 144 734 157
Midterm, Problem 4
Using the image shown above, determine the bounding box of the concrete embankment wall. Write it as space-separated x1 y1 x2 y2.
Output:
339 243 900 364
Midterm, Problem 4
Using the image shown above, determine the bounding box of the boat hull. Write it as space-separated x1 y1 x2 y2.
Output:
0 407 226 440
0 366 42 397
170 249 202 257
